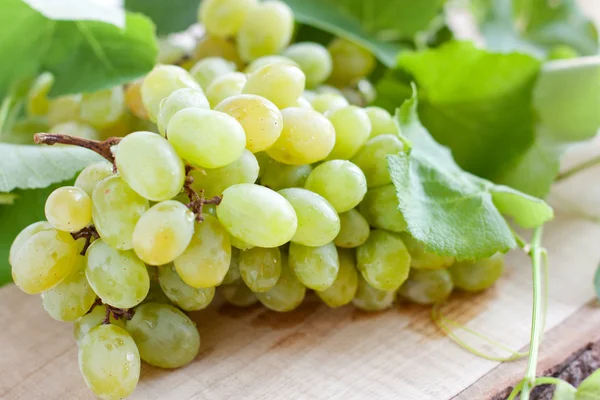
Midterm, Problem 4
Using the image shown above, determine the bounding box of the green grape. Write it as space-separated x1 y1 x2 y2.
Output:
49 121 99 140
334 209 370 248
132 201 195 265
12 229 78 294
143 278 173 306
92 175 149 250
304 160 367 213
73 305 126 342
260 159 312 191
47 94 82 126
292 96 313 109
357 229 411 291
315 84 344 96
9 221 52 266
220 280 258 307
351 134 404 187
278 188 340 247
124 79 148 119
27 72 54 116
80 87 125 129
289 242 339 291
158 264 215 311
256 254 306 312
190 57 237 90
116 131 186 201
41 256 97 322
266 107 336 165
400 233 455 270
365 107 397 137
242 63 305 109
126 303 200 369
4 117 49 145
217 183 298 247
359 185 407 232
44 186 92 232
326 105 371 160
75 161 113 198
230 234 255 250
236 1 294 62
190 149 259 197
174 214 232 288
244 55 297 74
222 247 242 284
78 324 140 400
328 38 375 87
157 38 187 64
449 253 505 292
192 35 244 68
199 0 258 38
86 240 150 308
398 269 453 305
255 151 271 178
157 88 210 135
141 65 201 122
238 247 282 292
167 108 246 169
283 42 332 88
316 248 358 307
352 275 396 312
215 94 283 153
206 72 247 107
343 78 376 106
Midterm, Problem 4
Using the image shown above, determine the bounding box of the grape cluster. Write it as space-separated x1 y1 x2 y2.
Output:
10 1 505 399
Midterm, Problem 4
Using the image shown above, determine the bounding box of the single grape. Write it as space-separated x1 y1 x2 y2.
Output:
86 240 150 309
289 242 339 291
9 221 52 266
343 78 376 106
359 184 407 232
398 269 453 305
334 209 370 248
92 175 149 250
167 108 246 169
73 305 126 343
217 184 298 248
80 86 125 129
260 158 312 191
238 246 282 292
449 253 505 292
244 55 297 74
365 106 397 137
158 264 215 311
75 161 114 198
230 234 255 251
49 121 99 140
400 233 455 270
316 248 358 307
157 37 187 64
292 96 313 109
192 36 244 68
126 303 200 369
266 107 336 165
222 247 242 285
315 84 344 96
357 229 411 291
44 186 92 232
124 79 148 119
283 42 333 88
174 214 232 288
12 229 78 294
189 57 237 90
326 105 371 160
351 134 404 187
304 160 367 213
242 63 305 109
328 38 375 87
157 88 210 135
47 94 82 126
27 72 54 116
78 324 140 400
116 131 186 201
352 275 396 312
256 254 306 312
199 0 258 38
206 72 247 107
143 278 173 306
255 151 271 178
220 280 258 307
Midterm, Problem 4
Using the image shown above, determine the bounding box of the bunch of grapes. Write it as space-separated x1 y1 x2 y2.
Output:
10 0 505 398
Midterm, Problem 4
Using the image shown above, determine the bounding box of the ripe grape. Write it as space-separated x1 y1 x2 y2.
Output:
334 209 370 248
73 305 126 342
292 96 313 109
365 106 397 137
359 184 407 232
143 278 173 306
400 233 455 270
157 88 210 135
230 234 255 250
47 94 82 126
242 63 305 109
449 253 505 292
351 134 405 187
206 72 247 107
245 55 297 74
316 248 358 308
80 86 125 129
326 105 372 160
289 242 339 291
157 38 187 64
256 254 306 312
45 186 92 232
190 57 237 90
192 36 244 68
190 149 259 197
124 79 148 119
398 269 453 305
222 248 242 285
357 230 411 291
199 0 258 38
310 92 350 114
238 246 282 292
328 38 375 87
221 280 258 307
260 158 312 191
352 275 396 312
283 42 332 88
9 221 52 266
27 72 54 116
74 161 113 197
158 264 215 311
49 121 99 140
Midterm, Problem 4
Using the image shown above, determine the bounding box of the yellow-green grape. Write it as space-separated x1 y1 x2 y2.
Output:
449 253 505 292
75 162 114 198
278 188 340 247
266 107 336 165
206 72 247 107
292 96 313 109
400 233 455 270
141 65 201 122
190 57 237 90
200 0 258 38
80 86 125 129
315 84 344 96
220 280 258 307
157 37 187 64
243 63 305 109
217 183 298 247
174 215 232 288
12 229 78 294
316 248 358 307
124 79 148 119
289 242 339 291
49 121 99 140
256 254 306 312
86 240 150 308
351 134 404 187
192 35 244 68
132 201 195 265
9 221 52 265
334 209 370 248
328 38 375 87
92 175 149 250
260 158 312 191
78 324 140 400
143 278 173 306
73 305 126 343
236 1 294 62
359 184 407 232
230 234 255 250
283 42 333 88
357 230 411 291
326 105 371 160
255 151 271 178
244 55 297 74
352 275 396 312
116 131 186 201
44 186 92 232
158 264 215 311
239 247 282 292
214 94 283 153
222 248 242 284
398 269 453 305
157 88 210 135
305 160 367 213
310 92 350 114
47 94 82 126
27 72 54 116
4 117 48 145
167 108 246 169
191 150 259 198
365 106 397 137
343 78 376 106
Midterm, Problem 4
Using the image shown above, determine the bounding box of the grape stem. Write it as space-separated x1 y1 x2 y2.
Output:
555 154 600 182
33 133 122 166
71 225 100 255
183 165 222 222
103 304 135 324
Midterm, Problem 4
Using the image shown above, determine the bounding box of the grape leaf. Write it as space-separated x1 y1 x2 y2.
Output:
125 0 200 36
387 85 553 260
576 369 600 400
23 0 125 27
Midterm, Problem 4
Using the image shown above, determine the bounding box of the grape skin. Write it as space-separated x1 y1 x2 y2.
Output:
242 63 306 109
158 264 215 311
238 247 282 292
73 305 126 343
359 184 408 232
398 269 453 305
9 221 52 266
289 242 339 291
222 248 242 285
245 55 297 74
351 134 405 188
325 105 372 160
74 161 113 198
449 253 505 292
157 88 210 135
283 42 333 88
316 248 358 308
27 72 54 116
310 92 349 114
260 159 313 191
352 275 396 312
80 86 125 129
199 0 258 38
190 57 238 90
192 36 244 68
328 38 376 87
220 280 258 307
365 107 397 137
256 255 306 312
206 72 247 107
334 209 370 248
44 186 92 233
400 233 455 270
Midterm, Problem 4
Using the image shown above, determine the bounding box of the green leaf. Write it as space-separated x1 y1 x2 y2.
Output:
553 380 577 400
576 369 600 400
0 193 18 205
594 262 600 302
125 0 200 36
24 0 125 27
